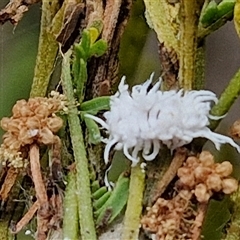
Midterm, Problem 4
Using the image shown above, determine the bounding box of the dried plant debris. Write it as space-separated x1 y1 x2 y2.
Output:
87 0 133 98
0 91 66 169
159 42 179 90
0 0 40 25
0 167 18 201
142 190 195 240
56 2 85 52
141 151 238 240
0 92 66 238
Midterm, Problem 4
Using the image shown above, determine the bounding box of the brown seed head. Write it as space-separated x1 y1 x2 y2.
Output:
194 183 211 203
215 161 233 177
0 94 66 168
222 178 238 194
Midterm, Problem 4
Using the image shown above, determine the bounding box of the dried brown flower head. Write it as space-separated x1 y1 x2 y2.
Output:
141 190 195 240
177 151 238 203
141 151 238 240
0 92 66 168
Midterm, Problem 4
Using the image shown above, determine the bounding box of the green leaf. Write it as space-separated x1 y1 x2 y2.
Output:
89 21 104 44
95 173 130 227
84 117 101 144
91 180 101 193
80 29 91 59
92 186 109 199
74 58 87 102
80 96 110 115
72 45 86 80
217 0 235 18
200 1 218 27
74 43 86 60
201 197 232 240
93 191 111 210
89 39 108 58
73 30 91 62
89 27 100 45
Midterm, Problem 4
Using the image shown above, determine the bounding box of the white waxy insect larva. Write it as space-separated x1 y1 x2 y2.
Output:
86 74 240 166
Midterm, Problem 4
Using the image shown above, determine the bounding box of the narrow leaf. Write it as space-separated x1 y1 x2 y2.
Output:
74 59 87 103
92 186 109 200
200 1 218 27
217 0 235 18
89 39 108 58
80 96 110 115
93 191 111 210
84 117 101 144
95 174 129 227
80 29 91 59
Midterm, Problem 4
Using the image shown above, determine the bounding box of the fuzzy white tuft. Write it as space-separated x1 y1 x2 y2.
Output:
86 74 240 166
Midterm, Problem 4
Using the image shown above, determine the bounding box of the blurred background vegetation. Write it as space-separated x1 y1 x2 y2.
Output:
0 0 40 137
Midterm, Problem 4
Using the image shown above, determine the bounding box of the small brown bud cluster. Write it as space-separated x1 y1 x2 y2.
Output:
141 151 238 240
177 151 238 202
141 190 194 240
230 119 240 138
0 92 66 168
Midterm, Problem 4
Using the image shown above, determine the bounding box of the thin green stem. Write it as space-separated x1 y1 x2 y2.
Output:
30 0 60 97
194 44 206 90
179 0 202 90
63 171 79 240
62 51 97 240
210 69 240 130
121 163 145 240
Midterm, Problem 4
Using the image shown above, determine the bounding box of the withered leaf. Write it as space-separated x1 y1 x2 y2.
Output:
0 0 40 25
56 2 85 52
159 42 179 90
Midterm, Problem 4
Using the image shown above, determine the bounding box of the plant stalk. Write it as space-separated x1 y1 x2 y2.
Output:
63 171 79 240
61 51 97 240
210 69 240 130
121 163 145 240
179 0 202 90
30 0 60 97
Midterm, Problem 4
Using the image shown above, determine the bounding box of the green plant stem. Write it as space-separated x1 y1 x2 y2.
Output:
30 0 60 97
179 0 201 90
194 44 206 90
62 51 97 240
63 171 79 240
210 69 240 130
121 163 145 240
